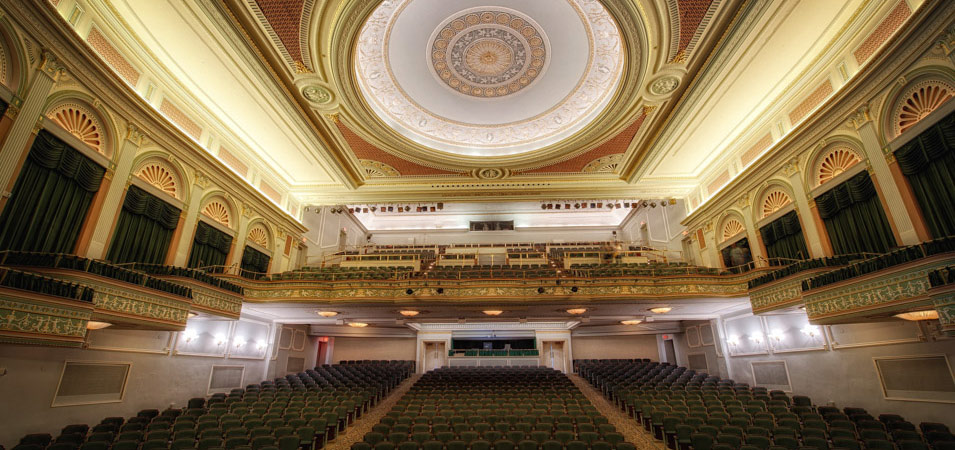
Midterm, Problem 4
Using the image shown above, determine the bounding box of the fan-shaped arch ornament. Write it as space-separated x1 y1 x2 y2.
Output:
47 103 105 154
815 147 861 187
360 160 400 178
894 79 954 136
247 224 269 248
581 154 623 173
136 161 179 199
202 200 231 228
761 189 792 218
721 218 745 242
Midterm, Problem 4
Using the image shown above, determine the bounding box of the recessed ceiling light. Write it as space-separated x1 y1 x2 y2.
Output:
649 307 672 314
86 321 112 330
317 311 339 318
620 319 643 325
893 310 939 321
566 308 587 315
399 310 420 317
483 310 503 316
347 322 369 328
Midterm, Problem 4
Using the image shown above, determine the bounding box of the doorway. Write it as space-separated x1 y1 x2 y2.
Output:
541 341 567 373
664 339 676 363
422 341 446 372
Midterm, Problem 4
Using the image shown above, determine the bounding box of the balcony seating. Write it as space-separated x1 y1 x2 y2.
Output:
576 359 955 450
353 367 628 450
0 267 94 302
11 361 414 450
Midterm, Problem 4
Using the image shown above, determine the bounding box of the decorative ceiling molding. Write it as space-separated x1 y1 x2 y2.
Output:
244 0 316 72
361 159 401 178
86 26 140 87
854 0 911 65
581 154 624 174
520 113 647 174
335 121 462 177
670 0 721 62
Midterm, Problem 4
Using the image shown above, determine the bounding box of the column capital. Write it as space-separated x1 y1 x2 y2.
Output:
32 115 44 134
3 96 22 120
241 204 255 218
781 158 800 178
125 123 147 146
193 169 211 190
937 23 955 55
847 104 873 130
38 50 66 81
736 194 751 209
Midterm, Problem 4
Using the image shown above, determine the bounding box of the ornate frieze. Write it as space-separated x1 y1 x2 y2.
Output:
0 291 93 347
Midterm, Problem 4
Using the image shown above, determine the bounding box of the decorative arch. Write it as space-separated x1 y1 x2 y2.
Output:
0 18 25 93
811 145 863 188
246 221 272 249
201 195 235 229
718 214 746 243
759 187 793 219
134 157 183 200
44 98 113 157
360 159 400 177
887 73 955 139
581 154 624 173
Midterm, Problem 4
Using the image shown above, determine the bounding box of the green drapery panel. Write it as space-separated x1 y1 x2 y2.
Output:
0 130 106 253
895 110 955 238
187 220 232 268
0 98 7 117
816 171 896 255
759 210 810 261
106 184 181 265
240 245 270 275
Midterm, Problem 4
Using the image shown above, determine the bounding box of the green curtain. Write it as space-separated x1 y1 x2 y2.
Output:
106 184 181 264
0 98 7 117
895 111 955 238
0 130 106 253
240 245 270 275
187 220 232 268
759 210 810 261
816 171 896 255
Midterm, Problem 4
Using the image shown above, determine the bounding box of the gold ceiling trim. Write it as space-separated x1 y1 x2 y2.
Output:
328 0 652 172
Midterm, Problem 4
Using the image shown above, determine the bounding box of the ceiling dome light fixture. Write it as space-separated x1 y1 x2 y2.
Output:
620 319 643 325
893 310 939 321
86 321 113 330
399 310 420 317
483 310 504 316
566 308 587 315
649 307 672 314
317 311 339 318
348 322 369 328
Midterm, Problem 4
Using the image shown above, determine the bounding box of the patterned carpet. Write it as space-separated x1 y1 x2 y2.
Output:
568 374 661 450
324 373 422 450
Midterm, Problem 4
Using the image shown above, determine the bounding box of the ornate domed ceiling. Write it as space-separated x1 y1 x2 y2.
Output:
354 0 625 157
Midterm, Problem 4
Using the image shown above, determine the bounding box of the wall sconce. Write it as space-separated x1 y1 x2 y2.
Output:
726 335 739 349
183 329 199 343
255 340 267 350
769 329 785 343
801 325 820 339
749 332 764 345
233 336 246 348
214 334 227 346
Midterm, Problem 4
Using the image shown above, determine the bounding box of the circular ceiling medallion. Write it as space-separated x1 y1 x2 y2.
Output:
428 8 548 98
355 0 626 157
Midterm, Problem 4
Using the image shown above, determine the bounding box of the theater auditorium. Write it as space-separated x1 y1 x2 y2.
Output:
0 1 954 450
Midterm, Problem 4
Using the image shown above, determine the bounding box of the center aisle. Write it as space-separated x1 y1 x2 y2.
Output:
327 374 424 450
568 374 657 450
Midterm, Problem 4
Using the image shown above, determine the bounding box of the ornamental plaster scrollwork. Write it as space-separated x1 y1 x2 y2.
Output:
360 159 400 177
302 84 334 106
648 75 680 96
846 104 872 129
39 50 65 80
472 167 509 180
125 123 145 146
193 170 211 190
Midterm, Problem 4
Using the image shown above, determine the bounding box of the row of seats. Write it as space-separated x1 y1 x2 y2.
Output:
13 361 414 450
575 359 954 450
351 367 636 450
